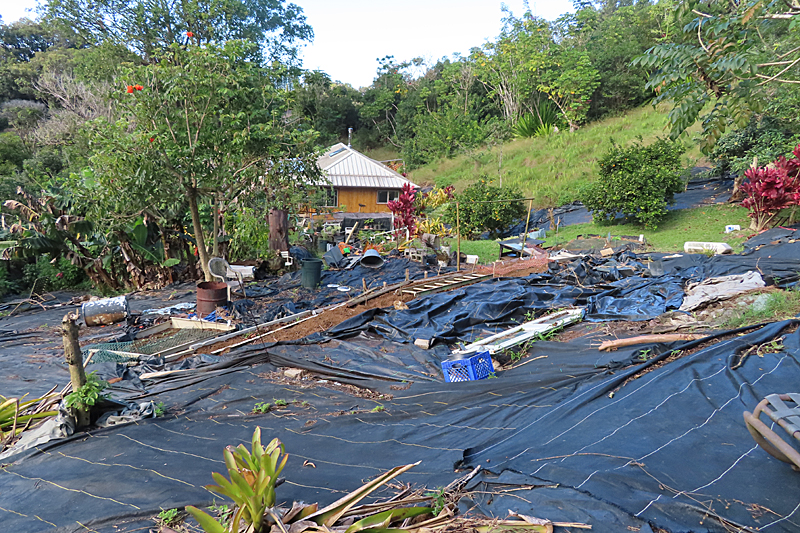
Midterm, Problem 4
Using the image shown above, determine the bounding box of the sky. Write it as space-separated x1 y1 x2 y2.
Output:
0 0 575 88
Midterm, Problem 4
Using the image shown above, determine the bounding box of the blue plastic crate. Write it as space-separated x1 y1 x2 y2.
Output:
441 352 494 382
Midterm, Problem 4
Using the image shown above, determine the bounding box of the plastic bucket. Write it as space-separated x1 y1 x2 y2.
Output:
360 248 385 269
301 259 323 289
81 296 129 326
196 281 228 316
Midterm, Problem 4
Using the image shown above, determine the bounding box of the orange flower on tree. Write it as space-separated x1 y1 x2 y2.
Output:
186 31 194 37
126 85 134 93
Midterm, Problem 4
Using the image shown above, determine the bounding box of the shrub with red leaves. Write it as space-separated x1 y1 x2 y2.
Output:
126 85 134 93
741 143 800 231
387 183 417 239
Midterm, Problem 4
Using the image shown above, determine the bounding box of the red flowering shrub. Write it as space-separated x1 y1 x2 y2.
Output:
387 183 417 238
126 85 134 93
741 143 800 231
186 31 194 37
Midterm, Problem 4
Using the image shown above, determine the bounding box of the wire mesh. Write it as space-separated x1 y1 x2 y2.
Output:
84 328 221 363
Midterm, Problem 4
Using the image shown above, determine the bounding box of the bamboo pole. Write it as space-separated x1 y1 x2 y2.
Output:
521 199 533 259
456 201 461 272
62 312 90 428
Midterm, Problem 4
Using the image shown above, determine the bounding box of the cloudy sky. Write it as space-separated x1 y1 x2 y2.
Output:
1 0 574 88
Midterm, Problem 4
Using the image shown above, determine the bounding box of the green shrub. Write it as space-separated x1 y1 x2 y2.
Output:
0 267 17 298
710 116 800 177
225 207 271 261
443 179 526 238
65 371 110 411
580 138 686 229
22 256 87 292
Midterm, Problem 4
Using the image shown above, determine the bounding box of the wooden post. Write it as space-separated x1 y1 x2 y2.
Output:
522 199 533 260
456 201 461 272
62 312 90 428
405 268 409 282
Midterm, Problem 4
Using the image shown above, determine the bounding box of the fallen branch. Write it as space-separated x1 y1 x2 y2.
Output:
598 333 707 351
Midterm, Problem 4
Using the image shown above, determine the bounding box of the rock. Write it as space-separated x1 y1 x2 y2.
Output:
752 293 772 312
284 368 303 379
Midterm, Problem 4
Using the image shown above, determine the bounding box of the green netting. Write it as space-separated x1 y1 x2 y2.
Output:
85 328 222 363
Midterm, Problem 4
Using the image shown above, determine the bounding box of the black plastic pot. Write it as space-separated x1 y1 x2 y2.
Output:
301 259 323 289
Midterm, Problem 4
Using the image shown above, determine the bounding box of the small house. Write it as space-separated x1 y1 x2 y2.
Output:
317 143 417 214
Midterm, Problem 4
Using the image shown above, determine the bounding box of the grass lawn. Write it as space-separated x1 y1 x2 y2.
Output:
439 204 753 264
542 204 753 252
442 238 501 264
408 105 704 209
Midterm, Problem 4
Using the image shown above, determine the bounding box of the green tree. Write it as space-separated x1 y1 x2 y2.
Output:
41 0 313 63
635 0 800 152
443 180 526 238
85 41 320 281
580 138 686 229
293 70 361 145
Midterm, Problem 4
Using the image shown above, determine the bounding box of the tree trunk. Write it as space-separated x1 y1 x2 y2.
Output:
62 313 90 428
268 209 289 252
212 193 220 258
729 174 746 203
188 190 213 281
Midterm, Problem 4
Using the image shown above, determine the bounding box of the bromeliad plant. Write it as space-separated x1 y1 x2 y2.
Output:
186 427 585 533
187 427 437 533
187 428 288 533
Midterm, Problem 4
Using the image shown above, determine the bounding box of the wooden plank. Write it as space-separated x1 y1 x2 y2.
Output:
412 274 492 297
453 308 584 356
169 317 235 331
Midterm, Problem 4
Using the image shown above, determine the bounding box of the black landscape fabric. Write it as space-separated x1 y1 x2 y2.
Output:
1 322 799 532
3 245 800 532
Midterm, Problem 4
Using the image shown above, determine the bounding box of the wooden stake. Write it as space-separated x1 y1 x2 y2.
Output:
456 201 461 272
62 312 90 428
522 199 533 259
405 268 409 282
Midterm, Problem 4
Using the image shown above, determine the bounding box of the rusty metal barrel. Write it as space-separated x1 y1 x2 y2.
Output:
80 296 130 326
196 281 228 316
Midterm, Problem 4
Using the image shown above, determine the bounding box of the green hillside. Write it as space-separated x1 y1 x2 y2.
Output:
406 106 704 209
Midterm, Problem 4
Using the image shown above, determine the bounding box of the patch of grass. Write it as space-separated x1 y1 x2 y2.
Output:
724 289 800 329
156 508 181 527
362 146 401 163
371 405 385 412
442 238 500 264
543 204 752 253
409 105 703 208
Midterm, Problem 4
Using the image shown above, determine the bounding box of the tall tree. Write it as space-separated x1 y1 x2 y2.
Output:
41 0 313 63
635 0 800 151
85 41 320 280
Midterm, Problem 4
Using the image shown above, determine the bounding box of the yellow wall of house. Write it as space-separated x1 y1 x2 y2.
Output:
336 188 397 213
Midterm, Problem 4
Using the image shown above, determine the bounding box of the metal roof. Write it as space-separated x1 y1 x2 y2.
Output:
317 143 417 189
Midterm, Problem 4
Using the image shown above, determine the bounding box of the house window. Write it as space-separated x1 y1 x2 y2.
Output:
318 188 338 208
377 190 400 204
